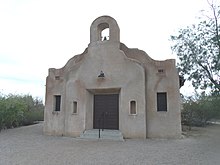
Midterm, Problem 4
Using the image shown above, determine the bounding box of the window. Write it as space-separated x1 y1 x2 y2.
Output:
73 101 77 114
157 68 166 75
54 95 61 111
157 92 167 112
158 69 164 73
55 76 60 80
130 100 137 115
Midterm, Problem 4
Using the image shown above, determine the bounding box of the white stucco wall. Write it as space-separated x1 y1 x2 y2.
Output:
44 15 181 139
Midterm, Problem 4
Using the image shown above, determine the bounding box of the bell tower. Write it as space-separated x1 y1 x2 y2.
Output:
90 16 120 44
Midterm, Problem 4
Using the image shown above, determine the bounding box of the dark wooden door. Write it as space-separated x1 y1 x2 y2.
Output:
93 94 119 130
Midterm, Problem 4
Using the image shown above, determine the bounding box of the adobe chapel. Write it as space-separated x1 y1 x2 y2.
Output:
43 15 182 139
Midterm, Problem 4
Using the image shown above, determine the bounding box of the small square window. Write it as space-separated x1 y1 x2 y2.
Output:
157 68 166 76
158 69 164 73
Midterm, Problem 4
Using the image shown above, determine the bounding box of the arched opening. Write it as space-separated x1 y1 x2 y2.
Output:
73 101 77 114
130 100 137 115
98 23 109 41
90 16 120 43
101 28 109 41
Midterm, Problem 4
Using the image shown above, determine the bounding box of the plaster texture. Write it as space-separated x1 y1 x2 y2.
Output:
44 15 181 138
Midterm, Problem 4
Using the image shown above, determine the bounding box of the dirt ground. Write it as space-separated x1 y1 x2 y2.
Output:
0 123 220 165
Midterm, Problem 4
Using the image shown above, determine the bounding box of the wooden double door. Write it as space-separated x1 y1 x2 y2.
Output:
93 94 119 130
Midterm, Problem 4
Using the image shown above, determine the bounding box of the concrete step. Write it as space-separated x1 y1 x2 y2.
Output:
79 129 124 141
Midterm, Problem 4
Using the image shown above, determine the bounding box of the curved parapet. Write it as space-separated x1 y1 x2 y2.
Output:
120 42 176 68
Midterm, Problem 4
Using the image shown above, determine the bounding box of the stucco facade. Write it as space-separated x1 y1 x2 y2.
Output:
44 16 182 139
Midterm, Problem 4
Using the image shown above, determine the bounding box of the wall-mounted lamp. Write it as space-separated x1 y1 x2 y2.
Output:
98 71 105 78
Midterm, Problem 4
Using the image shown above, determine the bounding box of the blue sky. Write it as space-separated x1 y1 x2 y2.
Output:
0 0 215 100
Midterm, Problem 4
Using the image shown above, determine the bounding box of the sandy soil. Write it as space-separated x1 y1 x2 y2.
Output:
0 123 220 165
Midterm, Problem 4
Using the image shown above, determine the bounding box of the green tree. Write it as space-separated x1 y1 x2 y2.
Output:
181 93 220 128
171 2 220 94
0 94 44 131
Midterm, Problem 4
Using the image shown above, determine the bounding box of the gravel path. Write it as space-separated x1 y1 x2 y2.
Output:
0 123 220 165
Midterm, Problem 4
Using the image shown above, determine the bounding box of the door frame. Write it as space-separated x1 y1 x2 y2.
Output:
93 94 119 130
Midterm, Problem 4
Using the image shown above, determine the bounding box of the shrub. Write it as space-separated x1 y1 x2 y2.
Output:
0 94 44 131
22 109 44 126
181 94 220 129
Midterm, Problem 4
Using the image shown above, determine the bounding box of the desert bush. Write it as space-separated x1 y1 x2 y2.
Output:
181 94 220 129
22 109 44 126
0 94 44 131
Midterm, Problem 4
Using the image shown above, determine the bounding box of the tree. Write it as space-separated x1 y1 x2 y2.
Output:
0 94 44 131
181 93 220 128
171 1 220 95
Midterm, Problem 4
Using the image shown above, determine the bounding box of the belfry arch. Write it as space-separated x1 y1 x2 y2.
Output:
90 16 120 43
